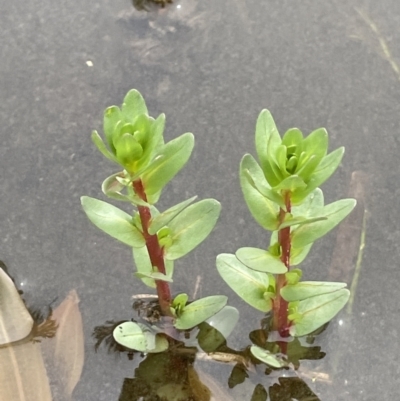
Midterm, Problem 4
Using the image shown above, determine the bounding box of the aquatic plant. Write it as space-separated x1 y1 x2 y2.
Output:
216 110 355 363
81 89 230 352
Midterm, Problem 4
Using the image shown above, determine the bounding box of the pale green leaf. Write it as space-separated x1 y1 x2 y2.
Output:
291 188 324 217
142 133 194 196
240 154 285 207
282 128 303 149
121 89 148 121
278 214 327 229
137 114 165 169
81 196 145 247
255 110 282 186
91 130 119 163
216 254 271 312
132 247 174 288
297 128 328 172
289 289 350 337
294 147 344 202
173 293 189 310
250 345 288 368
134 271 173 282
148 196 198 235
113 322 168 352
202 306 239 340
101 172 132 202
273 175 307 192
103 106 122 151
132 245 154 288
291 198 356 248
240 157 280 231
290 243 313 266
165 199 221 260
174 296 227 330
281 281 347 302
274 144 290 178
236 247 287 274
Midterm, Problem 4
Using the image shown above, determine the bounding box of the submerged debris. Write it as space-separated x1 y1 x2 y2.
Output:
132 0 173 12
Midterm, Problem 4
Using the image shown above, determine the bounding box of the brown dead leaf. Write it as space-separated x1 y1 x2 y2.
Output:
42 289 84 399
0 267 33 344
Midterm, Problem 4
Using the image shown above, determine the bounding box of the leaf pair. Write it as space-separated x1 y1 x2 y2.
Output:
216 254 272 312
286 284 350 337
81 196 220 288
280 281 350 336
113 295 228 352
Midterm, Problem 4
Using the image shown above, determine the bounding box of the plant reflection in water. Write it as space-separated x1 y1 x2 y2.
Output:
93 298 325 401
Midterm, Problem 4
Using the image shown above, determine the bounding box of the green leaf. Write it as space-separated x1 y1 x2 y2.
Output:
148 196 198 235
292 147 344 203
278 214 327 230
281 281 347 302
285 268 302 285
174 296 227 330
113 322 168 352
102 172 130 201
240 157 280 231
132 247 174 288
216 254 271 312
134 271 173 282
91 130 119 163
137 114 165 169
255 110 282 186
165 199 221 260
103 106 122 152
240 154 285 207
273 175 307 192
289 289 350 337
173 293 189 312
236 247 287 274
290 243 313 266
197 306 239 352
297 128 328 173
132 114 151 140
141 133 194 196
282 128 303 150
274 145 290 178
132 246 155 288
81 196 145 248
250 345 288 368
267 158 286 187
121 89 148 121
115 134 143 168
291 198 356 248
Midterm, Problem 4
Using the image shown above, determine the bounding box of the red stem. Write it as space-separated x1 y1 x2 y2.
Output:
132 179 172 317
272 192 291 337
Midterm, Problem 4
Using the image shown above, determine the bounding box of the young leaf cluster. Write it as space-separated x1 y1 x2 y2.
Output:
217 109 355 346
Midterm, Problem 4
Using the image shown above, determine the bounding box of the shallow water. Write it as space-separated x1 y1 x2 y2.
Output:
1 0 400 399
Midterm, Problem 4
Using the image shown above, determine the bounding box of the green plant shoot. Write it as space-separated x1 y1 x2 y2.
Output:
81 90 226 345
217 110 355 341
